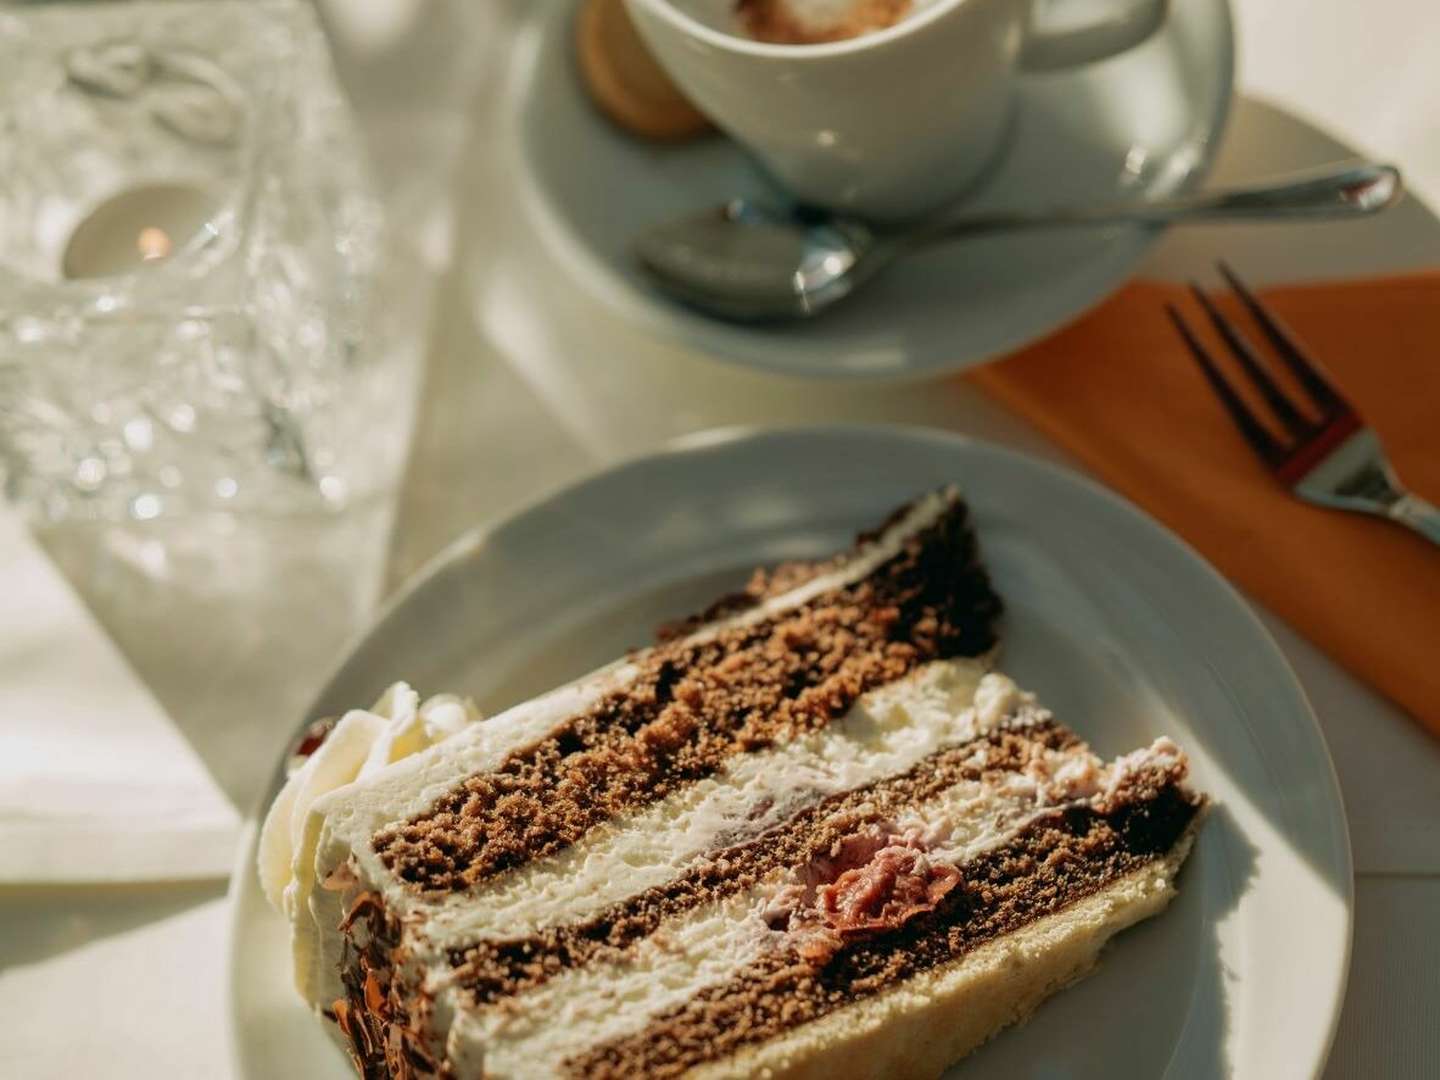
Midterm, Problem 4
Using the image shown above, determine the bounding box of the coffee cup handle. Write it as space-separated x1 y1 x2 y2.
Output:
1020 0 1168 71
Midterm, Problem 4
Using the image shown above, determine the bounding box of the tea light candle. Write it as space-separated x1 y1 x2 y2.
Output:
61 182 222 280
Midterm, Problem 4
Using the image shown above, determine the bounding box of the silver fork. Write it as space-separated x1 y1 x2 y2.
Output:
1166 262 1440 546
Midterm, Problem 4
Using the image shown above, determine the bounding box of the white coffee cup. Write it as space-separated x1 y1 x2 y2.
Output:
625 0 1169 220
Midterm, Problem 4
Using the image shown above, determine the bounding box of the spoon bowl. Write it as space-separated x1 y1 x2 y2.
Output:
634 199 881 320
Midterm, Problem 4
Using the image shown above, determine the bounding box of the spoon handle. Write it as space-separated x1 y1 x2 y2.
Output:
903 163 1402 251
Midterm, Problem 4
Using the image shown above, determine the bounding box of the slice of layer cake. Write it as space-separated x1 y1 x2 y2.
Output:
259 488 1206 1079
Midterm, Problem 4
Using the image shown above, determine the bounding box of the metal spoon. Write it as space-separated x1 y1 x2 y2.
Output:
634 163 1402 322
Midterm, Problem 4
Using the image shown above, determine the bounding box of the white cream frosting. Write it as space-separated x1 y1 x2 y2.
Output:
255 682 480 996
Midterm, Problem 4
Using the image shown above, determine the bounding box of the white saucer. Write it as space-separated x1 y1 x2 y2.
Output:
228 426 1349 1080
501 1 1233 379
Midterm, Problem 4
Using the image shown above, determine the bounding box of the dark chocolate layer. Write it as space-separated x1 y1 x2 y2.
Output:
374 498 1000 893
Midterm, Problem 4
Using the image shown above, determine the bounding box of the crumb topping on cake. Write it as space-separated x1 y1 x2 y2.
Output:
373 505 1001 893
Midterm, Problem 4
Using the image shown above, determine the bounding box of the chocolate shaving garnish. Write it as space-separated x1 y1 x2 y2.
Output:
364 969 385 1014
340 891 382 933
399 1026 439 1072
351 1000 376 1058
323 860 360 892
384 1025 407 1080
331 889 444 1078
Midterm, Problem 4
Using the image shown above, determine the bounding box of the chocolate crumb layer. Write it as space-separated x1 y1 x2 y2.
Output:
374 499 1000 893
448 720 1076 1004
566 783 1202 1079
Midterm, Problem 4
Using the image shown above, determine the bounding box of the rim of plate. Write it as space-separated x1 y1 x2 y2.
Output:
498 0 1235 382
226 422 1349 1078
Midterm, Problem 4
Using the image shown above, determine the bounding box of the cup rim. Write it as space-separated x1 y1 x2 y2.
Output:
625 0 970 60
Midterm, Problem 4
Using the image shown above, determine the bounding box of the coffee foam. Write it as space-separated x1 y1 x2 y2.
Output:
737 0 913 44
668 0 933 44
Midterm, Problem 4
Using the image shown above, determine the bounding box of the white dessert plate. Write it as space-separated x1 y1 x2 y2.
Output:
500 0 1233 379
228 425 1350 1079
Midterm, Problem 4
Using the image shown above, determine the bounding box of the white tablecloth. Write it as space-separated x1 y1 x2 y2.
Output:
3 1 1439 1077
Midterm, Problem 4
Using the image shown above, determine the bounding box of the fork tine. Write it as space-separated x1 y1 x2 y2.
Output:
1166 304 1287 467
1188 283 1314 437
1216 261 1347 415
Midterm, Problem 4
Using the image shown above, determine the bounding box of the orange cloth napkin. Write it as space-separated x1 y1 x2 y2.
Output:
968 274 1440 738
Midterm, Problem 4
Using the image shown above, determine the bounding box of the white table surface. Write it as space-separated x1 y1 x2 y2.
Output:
4 1 1440 1077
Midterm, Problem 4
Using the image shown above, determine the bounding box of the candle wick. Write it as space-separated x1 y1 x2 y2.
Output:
137 226 173 262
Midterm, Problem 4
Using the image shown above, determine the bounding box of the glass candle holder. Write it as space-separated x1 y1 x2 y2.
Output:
0 1 408 523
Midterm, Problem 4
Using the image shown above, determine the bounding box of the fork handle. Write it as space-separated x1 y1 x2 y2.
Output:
1389 493 1440 546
